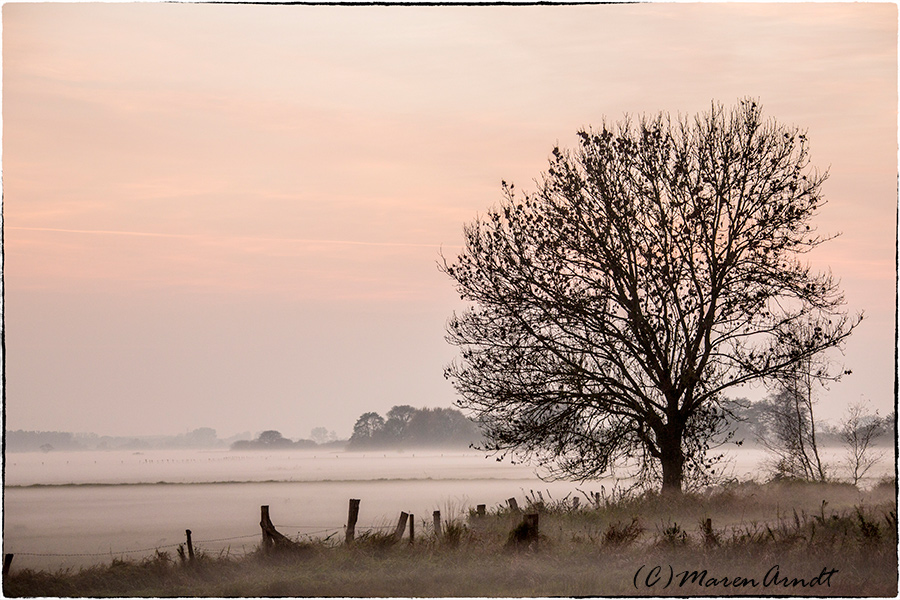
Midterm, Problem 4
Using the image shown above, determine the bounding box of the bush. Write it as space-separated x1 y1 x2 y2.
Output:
602 518 643 547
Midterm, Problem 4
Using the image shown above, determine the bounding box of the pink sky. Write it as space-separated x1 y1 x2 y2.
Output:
3 3 897 439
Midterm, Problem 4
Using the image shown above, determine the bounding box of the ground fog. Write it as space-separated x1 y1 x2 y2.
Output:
4 447 894 572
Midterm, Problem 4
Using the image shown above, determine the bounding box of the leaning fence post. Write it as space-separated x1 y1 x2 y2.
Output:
185 529 195 562
433 510 442 539
3 554 13 576
258 505 297 553
393 512 409 542
508 497 519 512
346 499 360 544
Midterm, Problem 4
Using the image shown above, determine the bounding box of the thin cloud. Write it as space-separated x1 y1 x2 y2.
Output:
8 226 193 239
7 226 461 249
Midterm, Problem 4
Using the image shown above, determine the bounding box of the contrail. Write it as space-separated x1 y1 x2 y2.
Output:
7 226 461 249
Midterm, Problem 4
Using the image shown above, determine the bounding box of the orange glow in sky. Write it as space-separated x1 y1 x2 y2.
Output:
3 3 897 438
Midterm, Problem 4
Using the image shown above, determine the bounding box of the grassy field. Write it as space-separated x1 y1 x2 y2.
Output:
4 478 897 597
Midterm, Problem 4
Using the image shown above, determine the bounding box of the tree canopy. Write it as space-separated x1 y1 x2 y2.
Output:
442 99 861 493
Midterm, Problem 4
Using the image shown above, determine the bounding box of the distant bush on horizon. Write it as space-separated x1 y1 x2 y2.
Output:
229 429 344 451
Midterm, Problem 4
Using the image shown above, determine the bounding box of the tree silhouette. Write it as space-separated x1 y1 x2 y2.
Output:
755 317 839 481
442 100 861 494
348 406 481 449
839 400 885 486
384 405 417 443
350 412 386 448
310 427 336 444
756 389 826 481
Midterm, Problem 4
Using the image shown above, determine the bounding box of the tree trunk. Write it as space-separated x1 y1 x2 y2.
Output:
659 425 685 495
660 453 684 494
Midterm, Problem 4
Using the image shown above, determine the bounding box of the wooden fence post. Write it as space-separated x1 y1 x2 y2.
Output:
260 505 272 550
506 512 540 550
508 497 519 512
259 505 295 552
702 518 718 547
185 529 195 562
409 514 415 544
393 512 409 542
433 510 442 539
476 504 486 517
525 512 539 536
3 554 13 576
573 496 580 510
346 499 360 544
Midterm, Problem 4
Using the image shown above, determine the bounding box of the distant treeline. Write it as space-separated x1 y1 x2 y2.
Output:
12 400 892 454
348 405 483 449
5 428 232 453
724 400 895 448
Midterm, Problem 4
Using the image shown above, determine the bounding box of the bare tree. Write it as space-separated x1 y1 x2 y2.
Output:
756 390 826 481
839 400 884 486
442 99 861 494
755 318 839 481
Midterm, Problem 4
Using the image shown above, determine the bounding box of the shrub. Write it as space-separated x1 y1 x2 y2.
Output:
657 522 689 547
442 520 467 548
602 518 643 547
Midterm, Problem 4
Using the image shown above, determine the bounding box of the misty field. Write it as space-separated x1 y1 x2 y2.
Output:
5 448 893 571
4 477 897 597
5 450 610 572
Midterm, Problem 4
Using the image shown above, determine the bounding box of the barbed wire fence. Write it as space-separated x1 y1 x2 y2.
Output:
6 527 390 558
11 533 261 558
4 499 470 567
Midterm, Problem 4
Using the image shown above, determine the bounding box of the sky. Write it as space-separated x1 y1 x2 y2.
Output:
2 2 897 440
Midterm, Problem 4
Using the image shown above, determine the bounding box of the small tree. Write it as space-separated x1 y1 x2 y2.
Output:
839 400 885 486
755 318 838 481
349 412 385 448
442 99 861 494
756 390 826 481
310 427 336 444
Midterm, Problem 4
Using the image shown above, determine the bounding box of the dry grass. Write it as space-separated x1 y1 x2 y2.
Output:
4 479 897 597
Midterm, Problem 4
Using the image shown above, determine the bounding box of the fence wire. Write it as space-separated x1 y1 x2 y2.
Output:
15 543 185 558
8 522 418 558
12 533 260 558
